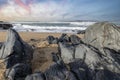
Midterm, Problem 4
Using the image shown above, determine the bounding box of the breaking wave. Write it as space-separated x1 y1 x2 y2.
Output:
12 22 96 33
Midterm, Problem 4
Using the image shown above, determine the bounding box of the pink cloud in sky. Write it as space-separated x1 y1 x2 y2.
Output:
0 0 71 21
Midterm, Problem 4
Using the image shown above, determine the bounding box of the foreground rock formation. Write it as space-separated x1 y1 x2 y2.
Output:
0 22 120 80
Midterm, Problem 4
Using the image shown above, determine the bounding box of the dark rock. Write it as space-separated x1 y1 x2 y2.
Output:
5 53 23 69
25 71 45 80
69 59 88 80
44 61 77 80
66 71 77 80
0 29 33 68
77 30 85 34
69 35 82 45
0 22 13 29
102 48 120 73
84 22 120 55
0 42 3 49
5 63 32 80
51 52 60 63
47 36 58 44
30 39 37 42
44 52 77 80
94 69 120 80
59 34 70 43
44 61 67 80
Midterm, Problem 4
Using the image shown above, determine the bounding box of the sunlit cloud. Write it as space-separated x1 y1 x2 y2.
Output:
0 0 71 21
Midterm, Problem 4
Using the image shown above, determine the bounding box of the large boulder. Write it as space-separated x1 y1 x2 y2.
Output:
0 29 33 68
84 22 120 55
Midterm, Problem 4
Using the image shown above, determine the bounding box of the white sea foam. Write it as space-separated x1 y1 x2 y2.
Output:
12 22 96 33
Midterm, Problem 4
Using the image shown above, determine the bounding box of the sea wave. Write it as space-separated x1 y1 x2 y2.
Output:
12 22 96 33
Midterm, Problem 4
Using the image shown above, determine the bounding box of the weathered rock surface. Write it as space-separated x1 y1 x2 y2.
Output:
70 35 82 45
69 59 88 80
59 41 102 67
75 44 102 69
44 60 77 80
102 48 120 73
5 63 32 80
58 42 75 64
58 41 120 79
47 36 58 44
0 29 33 68
84 22 120 54
59 34 70 43
0 23 119 80
25 71 45 80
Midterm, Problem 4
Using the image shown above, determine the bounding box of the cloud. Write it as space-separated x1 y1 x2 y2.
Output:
0 0 71 21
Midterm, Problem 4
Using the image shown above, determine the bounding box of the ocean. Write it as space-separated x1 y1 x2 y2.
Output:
12 21 96 33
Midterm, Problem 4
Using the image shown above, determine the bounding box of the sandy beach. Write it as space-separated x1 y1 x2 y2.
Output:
0 31 84 80
0 31 84 42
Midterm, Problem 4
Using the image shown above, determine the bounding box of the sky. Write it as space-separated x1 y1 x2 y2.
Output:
0 0 120 22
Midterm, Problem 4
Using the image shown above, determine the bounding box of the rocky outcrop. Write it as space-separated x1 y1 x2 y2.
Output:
0 29 33 68
59 42 102 68
0 29 34 80
0 22 13 29
0 23 120 80
84 22 120 55
58 40 120 79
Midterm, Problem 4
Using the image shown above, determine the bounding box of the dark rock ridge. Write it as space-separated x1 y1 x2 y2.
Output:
0 21 13 29
84 22 120 55
0 29 33 80
0 29 33 68
46 36 58 44
47 34 82 45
